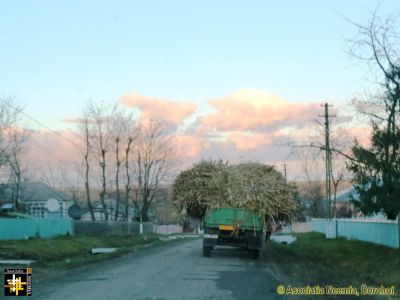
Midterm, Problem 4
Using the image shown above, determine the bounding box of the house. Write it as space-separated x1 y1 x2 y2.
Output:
80 198 137 221
333 186 387 219
79 186 173 222
333 187 359 218
0 181 75 219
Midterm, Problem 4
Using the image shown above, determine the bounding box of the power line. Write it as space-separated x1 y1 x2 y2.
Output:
0 98 125 186
25 138 101 183
0 98 84 153
26 139 78 171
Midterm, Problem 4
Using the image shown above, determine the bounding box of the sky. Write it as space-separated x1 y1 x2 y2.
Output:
0 0 398 181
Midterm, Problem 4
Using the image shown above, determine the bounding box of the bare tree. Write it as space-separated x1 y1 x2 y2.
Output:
122 115 137 221
7 132 28 211
329 126 352 217
111 107 132 220
114 123 122 220
300 147 325 218
78 101 140 222
78 102 174 222
58 161 83 205
80 112 96 220
346 6 400 144
331 161 346 218
0 97 25 210
0 97 24 170
42 163 56 188
88 102 115 221
286 113 353 218
123 135 134 221
345 7 400 219
133 120 175 222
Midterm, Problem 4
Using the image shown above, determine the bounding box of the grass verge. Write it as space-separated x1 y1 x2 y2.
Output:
0 233 161 269
266 232 400 290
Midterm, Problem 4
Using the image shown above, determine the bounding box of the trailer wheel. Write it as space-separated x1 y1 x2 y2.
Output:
251 249 260 260
203 246 212 257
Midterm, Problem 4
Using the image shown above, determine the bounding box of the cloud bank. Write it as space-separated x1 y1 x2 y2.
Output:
117 88 357 177
47 88 370 179
121 93 197 125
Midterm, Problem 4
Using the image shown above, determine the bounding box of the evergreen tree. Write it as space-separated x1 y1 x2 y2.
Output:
348 124 400 219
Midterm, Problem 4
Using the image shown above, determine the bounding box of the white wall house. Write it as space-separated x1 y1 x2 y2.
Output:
0 181 74 219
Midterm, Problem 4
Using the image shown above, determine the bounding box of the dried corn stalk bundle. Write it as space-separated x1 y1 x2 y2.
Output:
171 160 229 218
224 163 296 219
171 160 296 221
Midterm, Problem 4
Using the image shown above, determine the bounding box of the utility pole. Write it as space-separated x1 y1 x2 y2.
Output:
319 103 335 220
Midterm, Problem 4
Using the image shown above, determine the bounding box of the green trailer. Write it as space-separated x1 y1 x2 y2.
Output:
203 208 264 259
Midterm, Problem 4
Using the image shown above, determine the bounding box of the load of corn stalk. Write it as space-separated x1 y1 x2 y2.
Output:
171 160 296 221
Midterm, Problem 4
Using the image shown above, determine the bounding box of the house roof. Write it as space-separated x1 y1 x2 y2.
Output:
0 181 74 204
78 197 135 210
334 187 360 203
0 203 14 209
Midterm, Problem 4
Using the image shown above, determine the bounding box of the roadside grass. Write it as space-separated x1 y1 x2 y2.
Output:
267 232 400 289
0 233 161 269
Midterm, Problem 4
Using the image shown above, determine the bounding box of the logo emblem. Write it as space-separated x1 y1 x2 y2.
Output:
4 268 32 296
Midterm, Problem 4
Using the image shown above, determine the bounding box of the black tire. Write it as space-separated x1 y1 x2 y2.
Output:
251 249 260 260
203 246 212 257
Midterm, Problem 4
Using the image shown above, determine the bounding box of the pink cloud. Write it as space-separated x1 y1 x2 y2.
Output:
225 132 273 150
41 89 375 181
174 134 208 158
197 88 320 132
120 93 197 125
25 129 82 163
341 126 372 147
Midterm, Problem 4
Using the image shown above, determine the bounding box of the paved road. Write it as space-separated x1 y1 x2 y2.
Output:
33 238 284 300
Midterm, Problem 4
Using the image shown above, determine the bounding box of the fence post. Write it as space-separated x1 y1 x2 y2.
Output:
326 219 337 239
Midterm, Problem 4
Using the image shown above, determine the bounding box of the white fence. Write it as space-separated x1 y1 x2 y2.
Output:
73 221 153 235
311 218 400 248
153 224 183 235
291 222 312 233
